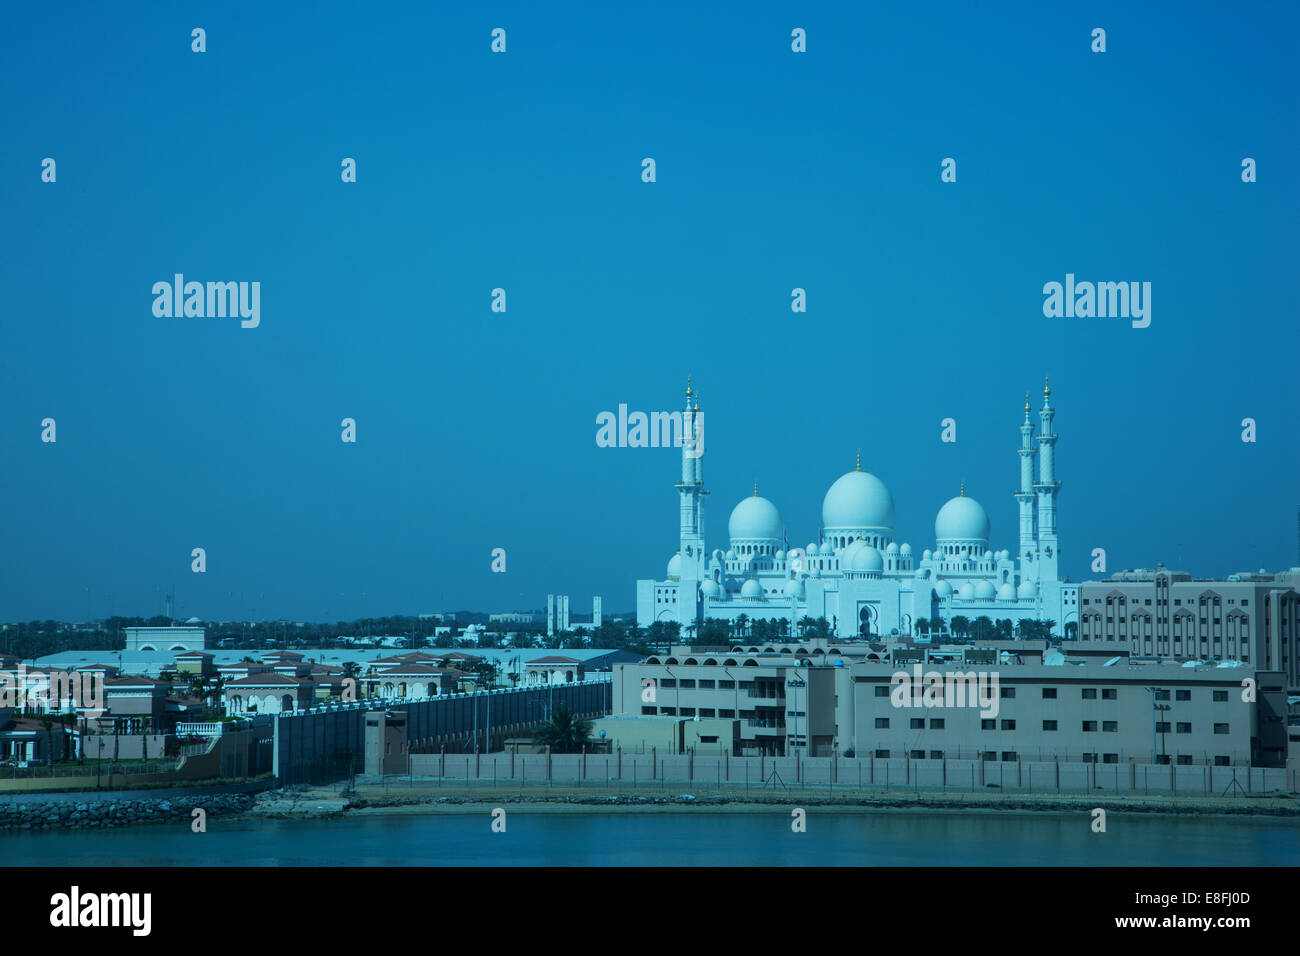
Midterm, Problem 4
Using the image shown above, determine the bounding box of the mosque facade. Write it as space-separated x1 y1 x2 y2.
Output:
636 379 1078 638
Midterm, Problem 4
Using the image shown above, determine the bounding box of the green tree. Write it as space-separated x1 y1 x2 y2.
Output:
532 705 593 754
950 616 970 639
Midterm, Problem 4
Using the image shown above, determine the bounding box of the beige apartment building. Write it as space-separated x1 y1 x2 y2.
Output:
1076 567 1300 689
611 642 1289 766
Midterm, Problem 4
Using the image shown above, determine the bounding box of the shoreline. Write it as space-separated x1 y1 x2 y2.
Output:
248 784 1300 823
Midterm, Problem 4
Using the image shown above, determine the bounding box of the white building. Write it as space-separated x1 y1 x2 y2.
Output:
123 626 206 651
637 379 1075 638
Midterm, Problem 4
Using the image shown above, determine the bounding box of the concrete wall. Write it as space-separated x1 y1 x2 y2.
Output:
405 750 1297 796
274 680 612 784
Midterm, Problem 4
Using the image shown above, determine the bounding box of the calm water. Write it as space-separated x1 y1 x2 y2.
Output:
1 811 1295 866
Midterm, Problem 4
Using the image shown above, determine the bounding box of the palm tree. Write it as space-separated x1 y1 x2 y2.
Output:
40 715 54 767
532 705 593 754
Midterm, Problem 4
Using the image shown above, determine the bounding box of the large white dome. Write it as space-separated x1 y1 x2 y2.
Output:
935 494 990 542
823 468 895 530
740 577 764 600
729 494 782 542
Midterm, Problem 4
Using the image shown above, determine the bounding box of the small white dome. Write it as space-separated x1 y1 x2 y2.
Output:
841 538 868 564
729 494 783 542
958 581 976 600
922 548 932 560
996 581 1016 601
1017 579 1039 599
974 579 997 600
700 579 721 599
725 549 737 561
885 541 900 555
783 578 805 599
806 542 821 556
740 578 764 600
667 553 683 579
983 550 994 562
935 580 954 598
774 549 786 562
852 546 884 572
900 542 912 556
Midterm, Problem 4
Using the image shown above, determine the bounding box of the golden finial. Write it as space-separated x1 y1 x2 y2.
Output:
1024 391 1031 413
855 449 862 471
960 479 965 496
753 479 758 497
686 375 693 399
694 395 699 412
1043 374 1051 398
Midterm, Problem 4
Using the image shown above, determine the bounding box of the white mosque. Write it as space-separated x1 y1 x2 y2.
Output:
636 378 1078 638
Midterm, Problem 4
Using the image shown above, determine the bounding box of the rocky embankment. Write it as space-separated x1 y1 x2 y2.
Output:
0 793 254 831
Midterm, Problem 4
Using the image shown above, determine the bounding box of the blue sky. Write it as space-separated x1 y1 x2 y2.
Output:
1 1 1296 622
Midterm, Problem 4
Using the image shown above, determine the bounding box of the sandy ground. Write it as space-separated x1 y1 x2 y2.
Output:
247 781 1300 820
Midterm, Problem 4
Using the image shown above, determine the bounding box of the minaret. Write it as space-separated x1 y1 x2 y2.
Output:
676 377 708 577
1034 376 1061 581
1015 391 1038 566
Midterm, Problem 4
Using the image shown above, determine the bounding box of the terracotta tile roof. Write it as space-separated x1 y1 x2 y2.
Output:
224 673 304 687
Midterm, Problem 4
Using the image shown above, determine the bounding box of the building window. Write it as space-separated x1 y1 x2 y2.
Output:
910 749 925 759
641 706 657 715
1000 719 1016 730
1156 721 1171 733
719 709 735 718
981 719 995 730
1103 721 1118 732
875 718 890 729
1102 753 1119 764
661 708 676 716
1176 755 1194 765
930 718 945 729
1175 722 1191 734
698 680 715 689
1213 690 1228 702
680 680 696 689
875 686 890 697
1176 689 1190 701
1154 689 1170 701
1214 723 1229 735
1082 688 1097 699
719 680 735 689
1082 721 1097 732
661 679 676 688
1042 688 1057 699
930 750 944 760
1001 752 1018 762
1043 720 1058 731
910 718 925 729
1000 687 1016 698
